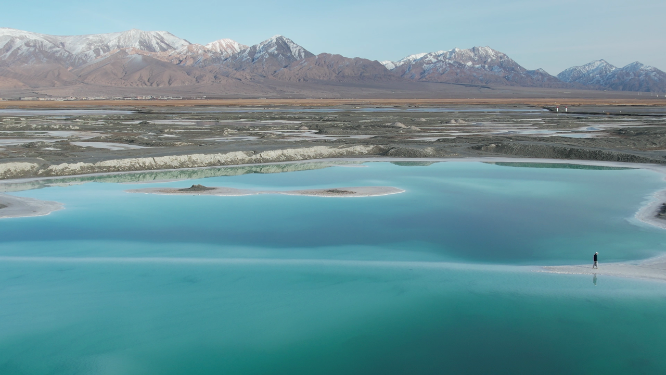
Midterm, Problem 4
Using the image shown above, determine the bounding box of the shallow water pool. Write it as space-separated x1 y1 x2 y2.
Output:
2 161 666 374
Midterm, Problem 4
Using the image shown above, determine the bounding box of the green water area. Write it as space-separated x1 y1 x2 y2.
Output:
2 161 666 374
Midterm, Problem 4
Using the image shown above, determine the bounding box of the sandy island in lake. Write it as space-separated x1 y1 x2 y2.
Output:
126 184 404 197
0 194 63 219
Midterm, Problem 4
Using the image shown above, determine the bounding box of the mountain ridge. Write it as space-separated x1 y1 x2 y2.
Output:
381 46 565 88
1 28 664 93
558 60 666 92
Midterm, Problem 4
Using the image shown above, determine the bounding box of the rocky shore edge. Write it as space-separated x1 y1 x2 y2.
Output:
0 146 385 180
2 143 665 181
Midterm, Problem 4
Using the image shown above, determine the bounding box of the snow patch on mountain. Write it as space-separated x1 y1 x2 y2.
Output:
0 28 191 66
380 61 395 70
204 39 248 57
63 29 190 55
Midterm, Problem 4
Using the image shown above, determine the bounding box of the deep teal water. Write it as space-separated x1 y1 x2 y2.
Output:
2 162 666 374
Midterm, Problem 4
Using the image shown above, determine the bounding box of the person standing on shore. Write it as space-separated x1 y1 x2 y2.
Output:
593 252 598 269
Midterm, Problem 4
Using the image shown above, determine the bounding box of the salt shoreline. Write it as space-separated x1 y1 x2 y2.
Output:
126 186 405 197
541 254 666 282
0 194 63 219
634 189 666 230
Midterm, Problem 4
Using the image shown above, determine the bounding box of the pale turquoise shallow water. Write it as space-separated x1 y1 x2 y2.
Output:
2 161 666 374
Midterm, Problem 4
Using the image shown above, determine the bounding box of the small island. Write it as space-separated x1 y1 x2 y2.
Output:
179 184 216 192
127 185 404 197
0 194 64 219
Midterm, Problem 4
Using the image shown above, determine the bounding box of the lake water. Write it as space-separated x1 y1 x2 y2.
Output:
184 107 547 113
0 109 135 116
2 161 666 374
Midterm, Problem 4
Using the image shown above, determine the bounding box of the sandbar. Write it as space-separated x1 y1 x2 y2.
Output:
0 194 63 219
541 255 666 282
126 185 404 197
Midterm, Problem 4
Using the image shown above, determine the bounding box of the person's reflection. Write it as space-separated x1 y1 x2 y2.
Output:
593 273 597 286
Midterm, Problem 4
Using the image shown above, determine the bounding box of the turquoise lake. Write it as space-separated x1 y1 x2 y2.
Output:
2 161 666 374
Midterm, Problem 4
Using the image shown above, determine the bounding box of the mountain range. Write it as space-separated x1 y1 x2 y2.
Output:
0 28 664 94
380 47 564 88
557 60 666 92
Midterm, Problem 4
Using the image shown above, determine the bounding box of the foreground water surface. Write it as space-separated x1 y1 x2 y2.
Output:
2 161 666 374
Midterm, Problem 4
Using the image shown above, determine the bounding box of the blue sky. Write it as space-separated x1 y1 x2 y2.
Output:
2 0 664 74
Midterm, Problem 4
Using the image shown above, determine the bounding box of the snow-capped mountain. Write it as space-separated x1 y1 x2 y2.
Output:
0 28 191 67
63 29 190 57
205 39 248 57
220 35 314 77
382 47 562 87
556 60 617 86
558 60 666 92
0 28 73 66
